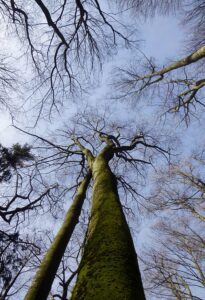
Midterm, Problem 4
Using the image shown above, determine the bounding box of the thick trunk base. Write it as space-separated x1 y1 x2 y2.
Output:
71 157 145 300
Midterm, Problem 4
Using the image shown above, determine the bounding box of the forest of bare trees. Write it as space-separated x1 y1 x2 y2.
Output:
0 1 205 299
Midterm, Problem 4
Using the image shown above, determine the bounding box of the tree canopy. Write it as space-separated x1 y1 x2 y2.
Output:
0 1 205 299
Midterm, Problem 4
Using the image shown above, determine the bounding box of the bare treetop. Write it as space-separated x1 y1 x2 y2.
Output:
0 0 132 114
113 45 205 124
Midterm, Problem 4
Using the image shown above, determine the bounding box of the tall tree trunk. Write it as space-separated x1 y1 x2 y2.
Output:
71 155 146 300
25 173 91 300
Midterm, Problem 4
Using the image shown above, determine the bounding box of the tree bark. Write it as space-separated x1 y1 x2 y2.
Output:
71 154 146 300
25 173 91 300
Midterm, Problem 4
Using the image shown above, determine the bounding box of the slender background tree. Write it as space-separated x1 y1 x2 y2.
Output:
140 154 205 299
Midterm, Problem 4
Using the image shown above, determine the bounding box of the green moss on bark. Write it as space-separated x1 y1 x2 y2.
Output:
25 173 91 300
71 156 146 300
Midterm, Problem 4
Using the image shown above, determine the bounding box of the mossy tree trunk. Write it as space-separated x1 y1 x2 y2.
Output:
71 147 146 299
25 129 152 299
25 173 91 300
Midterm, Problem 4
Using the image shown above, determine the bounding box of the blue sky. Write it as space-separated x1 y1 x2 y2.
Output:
0 14 185 146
